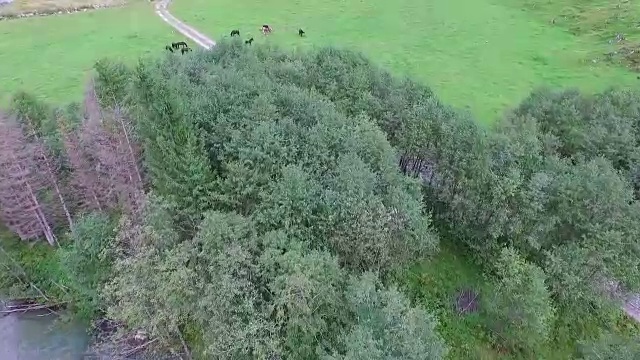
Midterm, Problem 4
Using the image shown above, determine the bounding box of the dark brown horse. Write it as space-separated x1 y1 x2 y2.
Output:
171 41 188 49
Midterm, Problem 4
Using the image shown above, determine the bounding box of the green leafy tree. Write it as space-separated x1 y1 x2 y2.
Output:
323 272 448 360
484 247 555 354
58 212 116 319
259 231 348 359
94 58 133 107
103 195 193 347
128 60 215 232
185 211 278 359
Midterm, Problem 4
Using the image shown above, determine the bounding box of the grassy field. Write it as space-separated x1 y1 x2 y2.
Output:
170 0 638 122
0 1 185 105
0 0 123 16
500 0 640 70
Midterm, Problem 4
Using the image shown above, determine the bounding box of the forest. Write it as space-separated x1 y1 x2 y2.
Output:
1 40 640 359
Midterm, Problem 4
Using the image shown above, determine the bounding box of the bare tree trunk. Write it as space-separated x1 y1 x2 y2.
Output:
37 146 73 229
0 114 57 245
58 114 106 213
14 111 73 229
60 81 146 216
114 105 143 185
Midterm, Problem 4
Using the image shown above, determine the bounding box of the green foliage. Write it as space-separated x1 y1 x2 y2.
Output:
105 205 447 359
323 272 447 360
578 331 640 360
58 213 117 320
103 194 187 342
400 246 504 359
217 43 640 355
99 43 447 358
484 247 555 355
10 91 51 133
0 232 69 301
94 58 133 107
128 60 216 233
8 39 640 360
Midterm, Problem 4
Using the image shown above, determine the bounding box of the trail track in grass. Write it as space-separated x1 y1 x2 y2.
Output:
170 0 638 122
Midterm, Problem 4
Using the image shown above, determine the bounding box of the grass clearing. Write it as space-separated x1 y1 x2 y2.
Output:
0 2 185 105
500 0 640 70
171 0 638 122
400 245 505 359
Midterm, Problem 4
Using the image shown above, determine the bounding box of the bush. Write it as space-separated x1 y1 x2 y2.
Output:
483 247 555 355
323 272 448 360
578 331 640 360
58 212 117 320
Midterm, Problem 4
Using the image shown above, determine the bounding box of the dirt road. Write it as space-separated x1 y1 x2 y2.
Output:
154 0 215 49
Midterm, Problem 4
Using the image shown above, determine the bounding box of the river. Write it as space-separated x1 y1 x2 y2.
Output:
0 306 89 360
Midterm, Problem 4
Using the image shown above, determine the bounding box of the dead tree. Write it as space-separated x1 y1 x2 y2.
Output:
15 110 73 229
83 81 144 213
58 113 110 214
0 113 57 245
84 79 104 124
60 81 145 216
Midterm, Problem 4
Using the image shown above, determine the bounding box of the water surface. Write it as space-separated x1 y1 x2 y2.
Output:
0 307 89 360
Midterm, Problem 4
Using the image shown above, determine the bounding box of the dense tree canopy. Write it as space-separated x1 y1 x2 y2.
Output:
2 39 640 358
98 41 445 359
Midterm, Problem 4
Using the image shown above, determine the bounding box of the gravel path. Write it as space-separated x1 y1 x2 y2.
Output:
154 0 215 49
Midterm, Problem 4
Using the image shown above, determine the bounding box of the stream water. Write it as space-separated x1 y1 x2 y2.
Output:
0 307 89 360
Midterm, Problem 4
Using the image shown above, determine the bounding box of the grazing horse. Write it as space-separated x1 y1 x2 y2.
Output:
245 37 254 45
298 28 305 37
230 29 240 37
172 41 188 50
261 24 272 35
165 45 174 52
181 47 192 54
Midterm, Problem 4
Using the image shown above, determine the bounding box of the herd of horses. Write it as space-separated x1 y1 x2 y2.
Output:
165 24 305 54
230 24 305 43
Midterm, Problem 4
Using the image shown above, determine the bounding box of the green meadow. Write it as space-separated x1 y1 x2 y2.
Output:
0 2 177 105
171 0 637 122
